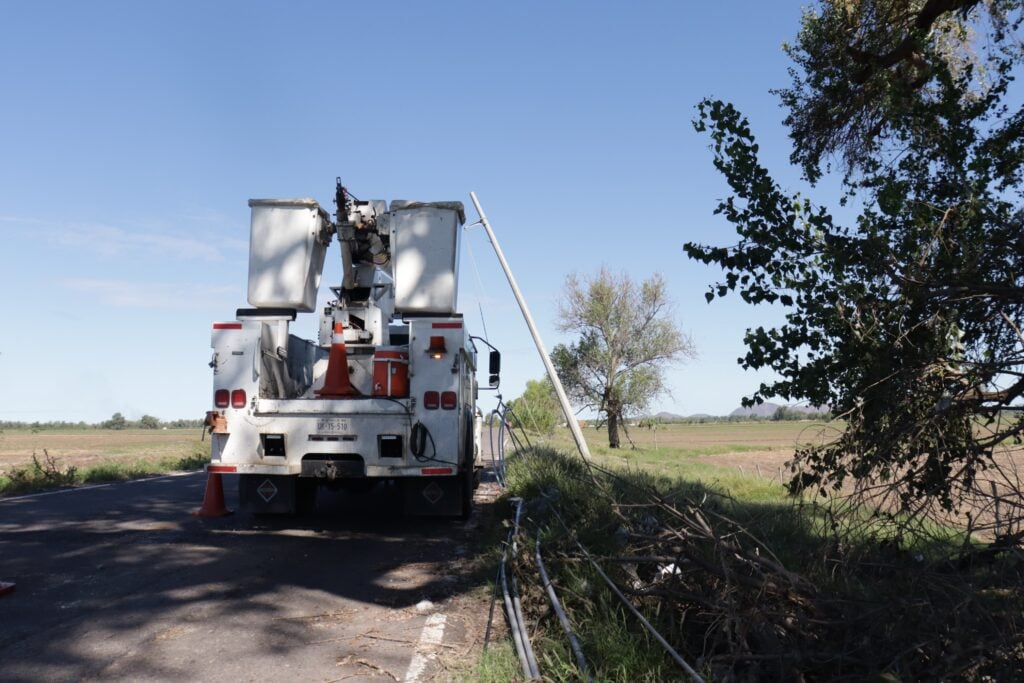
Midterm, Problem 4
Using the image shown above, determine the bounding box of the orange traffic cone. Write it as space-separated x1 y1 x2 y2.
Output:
316 322 360 398
0 581 15 597
192 472 232 517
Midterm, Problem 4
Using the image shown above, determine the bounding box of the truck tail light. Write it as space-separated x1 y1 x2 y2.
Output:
423 391 439 409
231 389 247 408
441 391 457 410
214 389 229 408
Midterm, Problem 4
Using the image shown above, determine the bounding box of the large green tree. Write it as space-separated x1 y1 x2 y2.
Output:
552 268 694 448
686 0 1024 509
103 412 127 430
507 377 560 435
139 414 160 429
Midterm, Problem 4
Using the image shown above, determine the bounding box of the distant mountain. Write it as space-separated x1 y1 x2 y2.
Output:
642 405 829 422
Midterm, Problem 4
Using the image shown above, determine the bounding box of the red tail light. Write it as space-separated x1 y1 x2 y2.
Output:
214 389 229 408
423 391 439 409
441 391 457 410
231 389 247 409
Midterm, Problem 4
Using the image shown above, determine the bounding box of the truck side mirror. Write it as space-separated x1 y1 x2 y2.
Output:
489 350 501 387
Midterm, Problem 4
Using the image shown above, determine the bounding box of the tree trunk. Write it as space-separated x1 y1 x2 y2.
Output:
607 411 621 449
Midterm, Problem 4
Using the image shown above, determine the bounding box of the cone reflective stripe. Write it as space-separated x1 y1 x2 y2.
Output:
0 581 15 597
316 321 360 397
192 471 232 517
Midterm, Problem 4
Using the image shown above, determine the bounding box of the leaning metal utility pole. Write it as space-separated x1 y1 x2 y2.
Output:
469 192 592 461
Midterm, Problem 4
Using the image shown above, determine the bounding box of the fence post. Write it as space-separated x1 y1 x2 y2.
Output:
991 481 1001 537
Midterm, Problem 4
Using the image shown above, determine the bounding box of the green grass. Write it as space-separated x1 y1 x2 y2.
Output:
473 642 523 682
596 449 787 502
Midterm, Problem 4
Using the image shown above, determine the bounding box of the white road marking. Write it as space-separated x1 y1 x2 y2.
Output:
404 612 447 683
0 471 202 502
0 483 115 500
121 470 202 485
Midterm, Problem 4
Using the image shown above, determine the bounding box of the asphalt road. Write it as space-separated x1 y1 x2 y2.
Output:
0 473 497 682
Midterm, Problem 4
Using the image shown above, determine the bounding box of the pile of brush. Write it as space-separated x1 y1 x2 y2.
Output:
504 447 1024 681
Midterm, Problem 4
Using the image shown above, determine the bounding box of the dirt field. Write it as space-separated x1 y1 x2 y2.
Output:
0 428 205 471
608 420 834 476
526 420 827 479
612 420 838 452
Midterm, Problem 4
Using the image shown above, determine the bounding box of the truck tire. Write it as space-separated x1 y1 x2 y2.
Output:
460 420 474 520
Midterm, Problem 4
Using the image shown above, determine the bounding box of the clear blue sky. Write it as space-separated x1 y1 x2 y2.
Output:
0 1 817 423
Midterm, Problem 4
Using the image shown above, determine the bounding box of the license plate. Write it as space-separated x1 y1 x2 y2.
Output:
315 418 351 434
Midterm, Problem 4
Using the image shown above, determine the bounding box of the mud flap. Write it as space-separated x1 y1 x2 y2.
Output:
239 474 296 514
403 476 463 517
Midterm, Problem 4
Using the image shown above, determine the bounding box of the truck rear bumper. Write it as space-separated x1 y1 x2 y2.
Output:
208 463 299 475
207 463 457 477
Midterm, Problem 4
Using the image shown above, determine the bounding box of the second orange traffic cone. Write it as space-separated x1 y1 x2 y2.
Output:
317 322 360 398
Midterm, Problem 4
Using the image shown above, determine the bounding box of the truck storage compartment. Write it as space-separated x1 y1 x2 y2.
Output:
372 347 409 397
390 201 464 314
247 199 330 312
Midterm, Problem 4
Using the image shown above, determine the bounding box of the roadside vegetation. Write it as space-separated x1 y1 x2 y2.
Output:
0 428 207 496
482 444 1023 681
688 0 1024 518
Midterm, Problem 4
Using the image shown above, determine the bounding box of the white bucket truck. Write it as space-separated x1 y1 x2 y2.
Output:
205 181 499 517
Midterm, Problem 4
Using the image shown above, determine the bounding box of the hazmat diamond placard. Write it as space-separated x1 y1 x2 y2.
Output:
257 479 278 503
421 481 444 505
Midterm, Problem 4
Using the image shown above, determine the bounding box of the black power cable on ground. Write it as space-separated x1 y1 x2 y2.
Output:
536 535 593 681
544 493 706 683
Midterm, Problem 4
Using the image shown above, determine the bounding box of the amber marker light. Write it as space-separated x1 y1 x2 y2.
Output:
427 335 447 359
